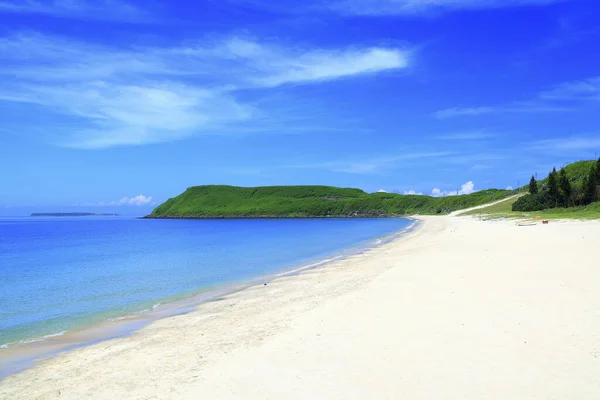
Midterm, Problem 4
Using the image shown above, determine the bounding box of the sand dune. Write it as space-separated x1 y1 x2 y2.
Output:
2 216 599 399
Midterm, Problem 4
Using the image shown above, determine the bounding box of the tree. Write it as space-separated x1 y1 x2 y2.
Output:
529 175 538 194
584 164 599 204
547 167 560 207
559 169 572 206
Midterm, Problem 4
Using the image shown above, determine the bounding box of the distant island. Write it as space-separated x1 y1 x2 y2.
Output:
31 213 120 217
146 185 512 219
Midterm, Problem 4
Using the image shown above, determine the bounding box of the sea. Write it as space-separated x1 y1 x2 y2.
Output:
0 216 414 376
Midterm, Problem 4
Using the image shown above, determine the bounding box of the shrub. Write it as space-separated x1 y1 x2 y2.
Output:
512 193 549 212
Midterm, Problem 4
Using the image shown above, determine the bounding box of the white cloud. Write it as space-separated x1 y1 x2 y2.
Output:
431 181 476 197
122 195 153 206
0 34 411 148
506 186 514 190
0 0 148 21
79 195 154 207
329 0 561 16
252 46 408 87
458 181 476 195
377 189 388 193
193 37 409 87
403 190 423 195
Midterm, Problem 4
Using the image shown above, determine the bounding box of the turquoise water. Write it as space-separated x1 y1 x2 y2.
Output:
0 217 412 348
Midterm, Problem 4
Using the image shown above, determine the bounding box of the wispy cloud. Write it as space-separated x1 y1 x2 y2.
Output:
434 107 495 119
529 135 600 152
0 0 148 22
78 195 154 207
435 131 496 140
471 163 492 171
183 37 409 87
234 0 564 16
256 47 407 87
0 34 411 149
283 149 513 175
432 75 598 119
328 0 563 16
539 76 600 101
287 151 452 174
434 103 571 119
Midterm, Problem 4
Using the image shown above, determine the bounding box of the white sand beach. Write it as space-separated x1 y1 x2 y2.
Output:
1 215 599 399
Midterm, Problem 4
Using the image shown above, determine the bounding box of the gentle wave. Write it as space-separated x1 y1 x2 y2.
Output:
1 330 67 349
275 255 344 277
105 302 162 322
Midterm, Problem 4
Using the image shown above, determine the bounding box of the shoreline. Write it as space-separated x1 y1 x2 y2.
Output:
0 218 418 380
142 214 407 219
2 215 599 399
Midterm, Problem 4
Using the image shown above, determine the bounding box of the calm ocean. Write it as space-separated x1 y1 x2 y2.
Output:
0 217 413 349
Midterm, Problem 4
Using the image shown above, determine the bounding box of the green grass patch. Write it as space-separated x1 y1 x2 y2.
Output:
527 202 600 220
461 194 524 216
464 195 600 220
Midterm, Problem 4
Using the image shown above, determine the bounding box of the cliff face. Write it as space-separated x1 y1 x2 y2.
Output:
148 185 512 219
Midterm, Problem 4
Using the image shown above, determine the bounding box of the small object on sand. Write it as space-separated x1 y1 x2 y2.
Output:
542 220 549 224
517 221 537 226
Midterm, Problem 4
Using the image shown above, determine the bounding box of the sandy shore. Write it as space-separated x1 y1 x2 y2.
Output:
2 215 600 399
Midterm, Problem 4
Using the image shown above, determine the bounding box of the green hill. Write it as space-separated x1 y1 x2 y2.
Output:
535 160 595 189
148 185 512 218
513 158 600 212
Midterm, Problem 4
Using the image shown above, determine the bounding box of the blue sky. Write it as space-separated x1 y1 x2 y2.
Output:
1 0 599 216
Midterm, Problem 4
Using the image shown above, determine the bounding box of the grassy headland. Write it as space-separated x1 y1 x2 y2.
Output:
147 185 512 218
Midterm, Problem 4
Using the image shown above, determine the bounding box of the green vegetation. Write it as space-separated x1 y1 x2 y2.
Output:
529 176 538 194
513 159 600 212
148 185 513 218
528 202 600 219
463 160 600 220
466 195 600 220
148 159 600 220
536 160 595 189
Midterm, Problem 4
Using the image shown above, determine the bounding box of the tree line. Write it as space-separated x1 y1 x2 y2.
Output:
513 158 600 212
